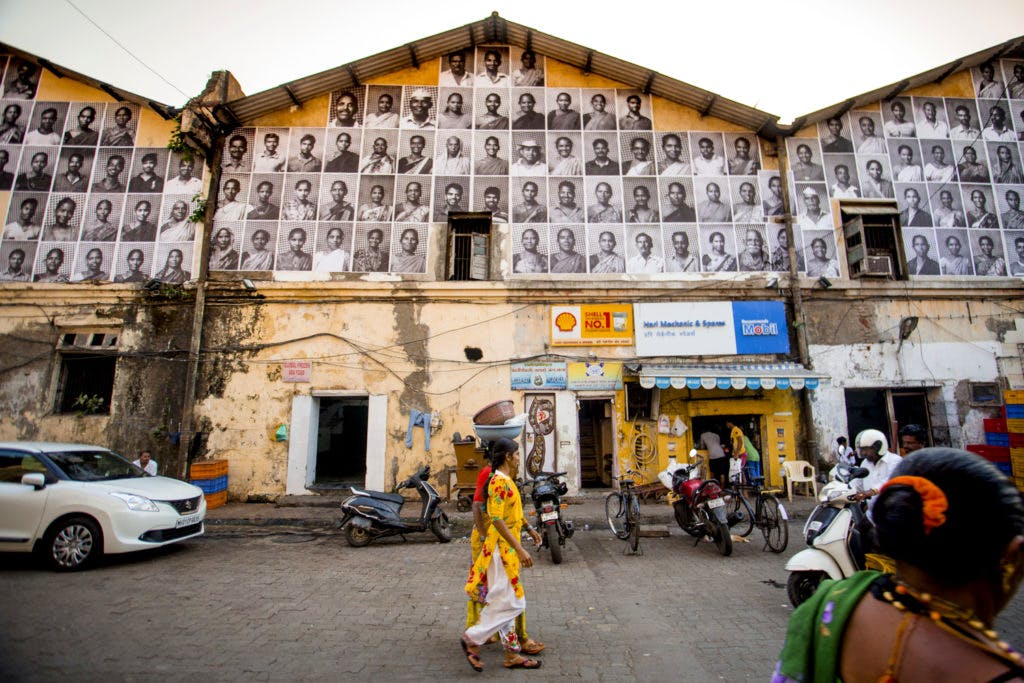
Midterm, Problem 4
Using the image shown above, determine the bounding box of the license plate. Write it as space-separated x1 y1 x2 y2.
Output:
175 512 202 528
778 503 788 520
707 497 725 509
540 511 558 522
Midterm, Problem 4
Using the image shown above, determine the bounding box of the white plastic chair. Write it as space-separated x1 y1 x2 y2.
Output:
782 460 818 502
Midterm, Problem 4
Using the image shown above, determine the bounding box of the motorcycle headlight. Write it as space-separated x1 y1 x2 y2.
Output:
110 491 160 512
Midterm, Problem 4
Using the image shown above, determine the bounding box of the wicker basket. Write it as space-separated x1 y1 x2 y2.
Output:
473 400 516 425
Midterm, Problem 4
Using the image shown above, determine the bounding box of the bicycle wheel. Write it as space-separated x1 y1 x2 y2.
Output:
627 495 641 552
605 492 629 539
760 494 789 553
727 489 754 537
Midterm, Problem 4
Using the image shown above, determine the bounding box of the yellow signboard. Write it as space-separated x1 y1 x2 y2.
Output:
550 304 634 346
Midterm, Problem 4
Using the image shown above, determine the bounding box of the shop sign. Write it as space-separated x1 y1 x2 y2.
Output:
550 304 634 346
567 362 623 390
633 301 789 357
511 361 567 390
282 360 312 382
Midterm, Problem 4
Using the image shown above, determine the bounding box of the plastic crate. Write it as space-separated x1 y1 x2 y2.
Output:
190 475 228 494
1008 418 1024 433
190 459 228 479
1004 390 1024 404
986 432 1011 447
1012 453 1024 476
966 444 1010 462
994 461 1013 476
1011 433 1024 448
204 489 227 510
984 418 1008 433
1007 405 1024 419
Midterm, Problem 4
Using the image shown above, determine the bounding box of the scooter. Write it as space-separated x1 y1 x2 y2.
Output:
785 463 883 606
525 471 574 564
660 450 732 556
339 465 451 547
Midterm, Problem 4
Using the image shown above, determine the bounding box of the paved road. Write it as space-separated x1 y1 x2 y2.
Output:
3 510 1022 682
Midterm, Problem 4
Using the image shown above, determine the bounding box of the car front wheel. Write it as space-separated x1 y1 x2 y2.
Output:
45 515 102 571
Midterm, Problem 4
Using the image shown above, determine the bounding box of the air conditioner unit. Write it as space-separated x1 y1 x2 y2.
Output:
862 255 893 276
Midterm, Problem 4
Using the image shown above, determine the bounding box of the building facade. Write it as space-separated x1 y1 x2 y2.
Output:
0 17 1021 499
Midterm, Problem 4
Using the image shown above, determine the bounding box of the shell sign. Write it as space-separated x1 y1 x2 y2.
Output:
550 305 634 346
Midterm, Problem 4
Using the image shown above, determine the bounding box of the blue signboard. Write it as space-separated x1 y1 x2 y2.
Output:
731 301 790 355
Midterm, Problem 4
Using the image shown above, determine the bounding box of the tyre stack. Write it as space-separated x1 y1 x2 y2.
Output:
189 459 229 509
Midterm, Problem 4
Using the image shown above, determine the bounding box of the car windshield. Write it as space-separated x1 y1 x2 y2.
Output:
46 449 145 481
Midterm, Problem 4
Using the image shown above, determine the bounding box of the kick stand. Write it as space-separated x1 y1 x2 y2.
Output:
622 541 643 556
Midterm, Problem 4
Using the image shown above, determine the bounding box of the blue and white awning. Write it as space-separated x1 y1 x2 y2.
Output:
638 362 829 391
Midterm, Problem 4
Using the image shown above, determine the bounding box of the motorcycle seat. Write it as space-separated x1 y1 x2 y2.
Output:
352 488 406 505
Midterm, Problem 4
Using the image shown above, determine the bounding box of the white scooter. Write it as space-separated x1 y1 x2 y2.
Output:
785 464 874 606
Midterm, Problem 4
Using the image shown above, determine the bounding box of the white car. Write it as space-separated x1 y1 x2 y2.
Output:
0 442 206 570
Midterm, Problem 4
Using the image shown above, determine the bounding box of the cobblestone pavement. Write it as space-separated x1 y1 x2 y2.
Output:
2 503 1022 682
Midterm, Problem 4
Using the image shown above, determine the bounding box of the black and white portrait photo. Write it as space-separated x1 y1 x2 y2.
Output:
274 222 315 272
945 99 982 140
434 131 472 175
881 97 916 138
583 133 620 176
312 223 352 273
73 243 114 282
912 97 950 139
699 225 737 273
768 223 805 273
787 138 825 181
802 230 840 278
895 182 932 227
390 225 429 274
583 177 622 224
125 147 167 193
4 192 46 240
622 178 659 223
972 62 1005 100
0 240 36 281
394 176 432 223
511 179 547 223
547 89 582 130
400 86 437 129
725 133 760 176
359 129 398 175
32 243 74 282
996 185 1024 229
253 128 289 173
398 130 436 174
222 128 254 173
208 226 240 272
280 174 319 222
238 225 277 271
23 102 68 146
818 114 854 154
318 174 358 222
586 225 626 274
971 230 1008 276
324 129 361 173
328 90 362 128
363 86 402 129
90 148 132 193
473 131 509 175
961 183 999 229
694 177 732 224
510 49 545 87
655 132 690 176
921 140 955 184
113 242 155 281
852 111 887 154
99 102 140 147
15 145 57 191
2 58 39 100
1006 230 1024 275
473 180 509 222
547 133 583 175
988 142 1024 184
729 177 762 223
120 195 161 242
511 225 548 274
659 177 696 223
935 229 973 275
928 185 967 228
625 226 664 274
735 225 770 272
351 224 391 272
758 171 785 217
285 128 324 173
63 103 105 146
438 88 473 129
356 176 395 222
247 174 282 221
41 193 84 242
860 154 895 199
1002 60 1024 100
548 224 586 274
903 230 940 276
620 133 656 176
164 150 204 195
794 183 831 229
474 90 510 130
475 47 510 87
51 146 95 193
690 132 727 176
158 195 197 243
663 225 699 272
152 242 194 283
823 153 860 198
888 139 923 182
510 132 546 175
0 144 17 190
581 89 617 131
433 176 468 222
81 193 125 241
617 91 653 131
213 174 251 222
439 50 476 88
511 89 545 130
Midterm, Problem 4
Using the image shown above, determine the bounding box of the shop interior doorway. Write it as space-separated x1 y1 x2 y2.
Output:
314 396 368 487
578 398 614 488
691 414 763 466
844 388 931 451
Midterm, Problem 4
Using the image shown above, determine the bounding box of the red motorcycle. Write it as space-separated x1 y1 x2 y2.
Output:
662 450 732 556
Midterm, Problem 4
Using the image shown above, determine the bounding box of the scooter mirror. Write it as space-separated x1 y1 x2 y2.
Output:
688 449 698 458
849 466 869 479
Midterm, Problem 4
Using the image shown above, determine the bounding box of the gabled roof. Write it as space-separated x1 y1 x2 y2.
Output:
790 34 1024 131
220 12 782 137
0 42 177 119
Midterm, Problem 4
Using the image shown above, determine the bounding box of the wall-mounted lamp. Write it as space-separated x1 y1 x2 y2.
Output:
898 315 919 341
765 273 780 289
241 278 257 291
817 276 832 289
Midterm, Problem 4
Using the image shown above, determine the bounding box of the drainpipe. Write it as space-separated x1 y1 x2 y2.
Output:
774 134 819 468
176 134 224 480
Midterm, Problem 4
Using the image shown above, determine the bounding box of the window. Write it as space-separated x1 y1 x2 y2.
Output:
54 331 119 414
969 382 1002 406
0 451 47 483
446 213 492 281
840 206 906 280
625 382 657 421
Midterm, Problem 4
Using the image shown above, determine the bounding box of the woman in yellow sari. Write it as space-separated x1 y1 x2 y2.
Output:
462 438 541 671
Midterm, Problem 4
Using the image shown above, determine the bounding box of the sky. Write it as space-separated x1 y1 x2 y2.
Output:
1 0 1023 123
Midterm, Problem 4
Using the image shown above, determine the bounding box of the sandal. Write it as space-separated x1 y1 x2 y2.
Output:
520 640 546 655
461 637 484 672
504 656 542 670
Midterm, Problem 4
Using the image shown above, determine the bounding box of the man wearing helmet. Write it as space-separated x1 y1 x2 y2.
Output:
850 429 903 509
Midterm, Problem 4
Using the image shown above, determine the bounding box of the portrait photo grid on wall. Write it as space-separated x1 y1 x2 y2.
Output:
809 87 1024 277
0 78 204 282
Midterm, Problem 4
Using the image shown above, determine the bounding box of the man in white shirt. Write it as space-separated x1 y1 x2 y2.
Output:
693 137 726 175
439 51 474 87
915 101 948 139
627 232 664 273
132 450 158 476
982 105 1016 142
164 157 203 195
850 429 902 513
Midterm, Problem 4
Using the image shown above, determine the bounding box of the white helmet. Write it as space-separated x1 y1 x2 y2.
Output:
856 429 889 456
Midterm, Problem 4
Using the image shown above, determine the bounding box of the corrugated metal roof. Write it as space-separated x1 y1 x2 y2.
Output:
0 42 176 118
792 35 1024 130
223 13 781 135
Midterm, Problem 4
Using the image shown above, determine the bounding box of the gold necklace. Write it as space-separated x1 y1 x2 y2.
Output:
874 576 1023 673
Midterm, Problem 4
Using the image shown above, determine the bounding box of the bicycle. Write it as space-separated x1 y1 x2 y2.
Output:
605 468 643 553
721 474 789 553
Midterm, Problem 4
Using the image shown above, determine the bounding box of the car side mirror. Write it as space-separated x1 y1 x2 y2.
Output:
21 472 46 490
